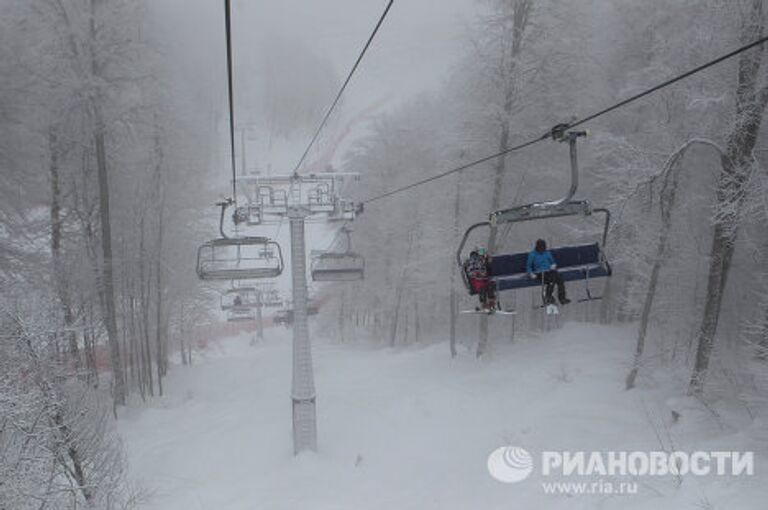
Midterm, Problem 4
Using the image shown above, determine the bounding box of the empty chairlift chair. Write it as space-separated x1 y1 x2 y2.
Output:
197 197 284 281
273 303 319 327
310 227 364 282
227 307 257 322
197 237 284 280
260 288 283 308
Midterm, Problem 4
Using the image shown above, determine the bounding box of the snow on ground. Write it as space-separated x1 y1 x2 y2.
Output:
119 324 766 509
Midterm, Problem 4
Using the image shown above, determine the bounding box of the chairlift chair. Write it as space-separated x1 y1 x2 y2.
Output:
456 129 612 302
220 286 261 310
196 200 285 281
197 236 284 280
310 227 365 282
274 308 293 327
261 288 283 308
226 307 257 322
273 304 319 327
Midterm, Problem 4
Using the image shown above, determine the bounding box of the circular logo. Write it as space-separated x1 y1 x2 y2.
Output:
487 446 534 483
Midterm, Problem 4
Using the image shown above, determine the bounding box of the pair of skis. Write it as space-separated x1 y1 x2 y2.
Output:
461 300 560 317
460 301 517 316
460 308 517 316
461 304 559 316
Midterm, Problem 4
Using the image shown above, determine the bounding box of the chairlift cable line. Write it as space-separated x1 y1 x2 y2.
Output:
292 0 395 177
361 34 768 206
224 0 238 202
566 34 768 131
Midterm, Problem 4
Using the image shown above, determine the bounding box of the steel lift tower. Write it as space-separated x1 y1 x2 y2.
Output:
237 172 360 453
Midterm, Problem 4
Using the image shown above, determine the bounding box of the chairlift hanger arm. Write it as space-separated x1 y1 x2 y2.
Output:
456 221 491 267
216 198 234 239
593 207 611 248
274 241 285 274
341 226 354 253
544 130 587 208
223 0 237 202
490 131 590 225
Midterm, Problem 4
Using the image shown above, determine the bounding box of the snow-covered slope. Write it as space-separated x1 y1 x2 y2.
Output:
119 324 765 509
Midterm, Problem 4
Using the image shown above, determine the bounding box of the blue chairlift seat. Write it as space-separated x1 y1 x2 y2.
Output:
490 243 611 292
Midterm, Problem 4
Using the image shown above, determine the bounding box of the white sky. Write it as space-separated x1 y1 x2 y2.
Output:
152 0 482 155
241 0 479 101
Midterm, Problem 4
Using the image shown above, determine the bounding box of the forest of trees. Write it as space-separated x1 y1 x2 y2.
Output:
1 0 768 508
0 0 218 506
330 0 768 401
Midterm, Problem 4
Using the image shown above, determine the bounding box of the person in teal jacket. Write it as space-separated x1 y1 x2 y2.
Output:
526 239 570 305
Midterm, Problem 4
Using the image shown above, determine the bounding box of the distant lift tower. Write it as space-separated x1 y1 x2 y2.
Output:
236 172 360 454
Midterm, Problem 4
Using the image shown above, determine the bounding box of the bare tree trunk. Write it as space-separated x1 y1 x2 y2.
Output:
120 259 132 389
599 276 614 324
339 288 346 343
389 287 404 347
627 152 682 389
130 294 145 400
49 129 81 373
628 141 727 390
390 227 416 347
94 119 125 405
179 302 188 365
690 1 768 394
414 297 421 344
153 119 169 386
155 206 165 395
450 172 462 357
84 302 99 386
403 305 410 345
477 0 531 358
89 0 125 405
139 216 154 397
757 302 768 359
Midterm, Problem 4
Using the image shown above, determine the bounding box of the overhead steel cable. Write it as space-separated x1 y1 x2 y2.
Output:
362 34 768 205
567 34 768 131
364 135 547 204
224 0 238 202
292 0 395 176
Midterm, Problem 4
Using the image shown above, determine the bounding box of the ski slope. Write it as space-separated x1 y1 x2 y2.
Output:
119 324 765 509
